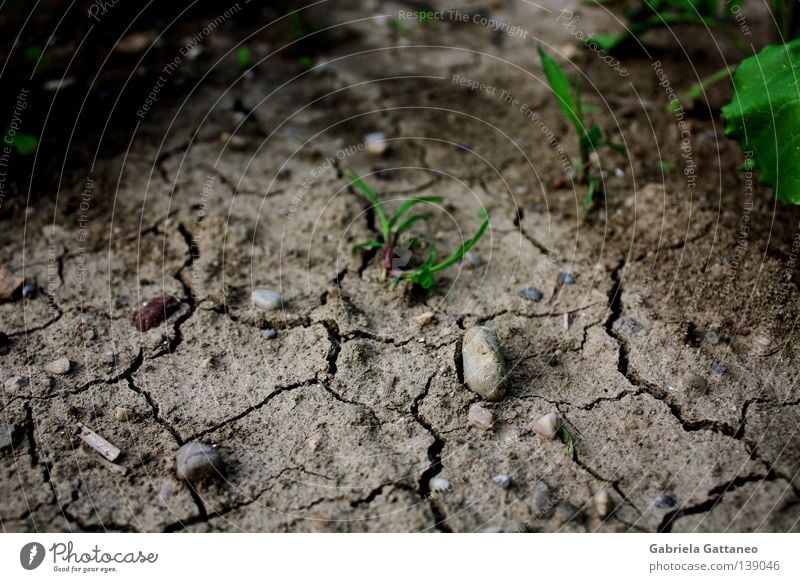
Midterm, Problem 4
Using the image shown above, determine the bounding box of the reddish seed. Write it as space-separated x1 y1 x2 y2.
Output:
132 296 180 332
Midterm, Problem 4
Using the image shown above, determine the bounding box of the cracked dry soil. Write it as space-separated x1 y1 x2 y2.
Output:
2 0 800 532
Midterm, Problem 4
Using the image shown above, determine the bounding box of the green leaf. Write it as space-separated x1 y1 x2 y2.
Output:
352 240 383 253
394 214 430 237
5 131 38 155
429 216 489 274
388 196 444 229
237 46 251 70
537 46 582 137
346 170 390 240
721 39 800 204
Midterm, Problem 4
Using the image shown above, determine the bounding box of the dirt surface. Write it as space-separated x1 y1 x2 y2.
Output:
2 0 800 532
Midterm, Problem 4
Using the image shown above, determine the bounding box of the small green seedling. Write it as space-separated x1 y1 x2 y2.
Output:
347 170 489 292
236 46 251 70
537 46 624 212
4 130 38 155
558 424 576 459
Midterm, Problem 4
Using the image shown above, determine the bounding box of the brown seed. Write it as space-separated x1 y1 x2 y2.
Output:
132 296 180 332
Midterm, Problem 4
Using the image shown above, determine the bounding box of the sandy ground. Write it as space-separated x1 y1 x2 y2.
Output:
1 0 799 532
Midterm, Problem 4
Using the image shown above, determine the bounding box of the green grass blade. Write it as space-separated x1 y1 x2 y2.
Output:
429 216 489 274
346 170 390 241
537 46 583 138
394 214 430 238
352 240 383 253
388 196 444 228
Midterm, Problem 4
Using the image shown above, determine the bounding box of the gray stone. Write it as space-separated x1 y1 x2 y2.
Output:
0 424 19 450
492 474 512 489
462 326 508 401
251 289 284 311
4 376 29 392
613 316 643 335
176 441 223 481
44 357 71 375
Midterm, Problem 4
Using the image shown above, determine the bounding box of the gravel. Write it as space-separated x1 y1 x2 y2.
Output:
613 316 643 335
518 286 543 302
176 441 224 481
44 357 71 375
533 412 562 440
468 403 496 430
251 289 284 311
492 474 512 489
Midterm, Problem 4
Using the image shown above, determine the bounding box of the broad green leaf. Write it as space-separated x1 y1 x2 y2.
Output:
721 39 800 204
537 46 582 137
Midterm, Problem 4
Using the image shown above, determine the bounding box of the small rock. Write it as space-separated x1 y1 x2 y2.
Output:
681 372 707 393
464 252 482 269
158 480 175 503
0 424 19 450
44 357 71 375
558 272 576 285
0 266 24 300
83 329 96 341
614 316 643 335
4 375 29 392
710 363 728 374
653 494 677 509
104 351 115 365
533 412 562 440
593 489 612 518
175 441 224 481
114 407 131 422
364 132 387 155
705 330 721 345
558 42 579 60
462 326 508 401
543 350 561 367
262 328 278 340
468 403 496 430
415 311 435 326
132 295 180 332
492 474 512 490
21 282 37 297
518 286 543 302
430 476 451 492
251 289 284 311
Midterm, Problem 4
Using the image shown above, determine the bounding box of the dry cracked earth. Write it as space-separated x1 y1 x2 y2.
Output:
1 0 800 532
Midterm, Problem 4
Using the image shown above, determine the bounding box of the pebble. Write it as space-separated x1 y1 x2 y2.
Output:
681 372 707 393
175 441 224 481
132 295 180 332
468 403 496 430
492 474 512 489
44 357 71 375
84 329 96 341
705 330 722 345
104 351 115 365
415 312 435 326
653 494 677 509
533 412 562 440
364 132 387 155
558 272 576 285
430 476 451 492
518 286 543 302
710 363 728 374
614 316 643 335
593 489 611 518
21 282 37 297
261 328 278 340
543 350 561 367
1 423 19 450
114 407 131 422
462 326 508 401
464 252 482 269
251 289 284 311
158 480 175 503
4 375 29 392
